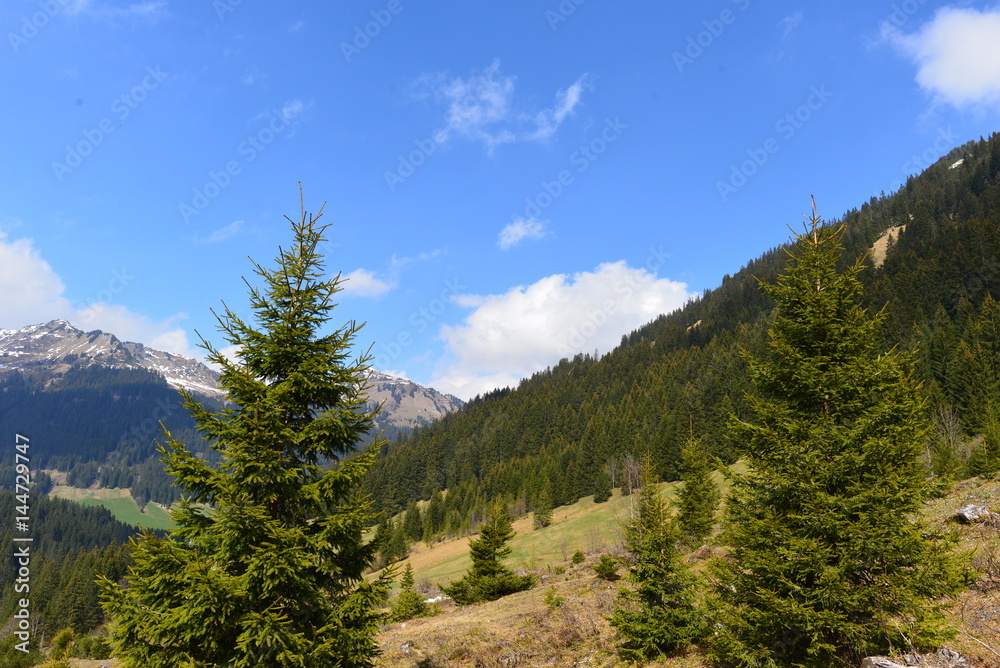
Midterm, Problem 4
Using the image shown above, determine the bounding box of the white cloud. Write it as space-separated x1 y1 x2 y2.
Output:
198 220 245 244
0 233 198 358
0 233 71 326
340 268 394 298
68 0 169 24
498 217 548 250
430 261 691 400
525 75 589 142
204 343 243 373
887 6 1000 109
340 250 445 299
415 60 588 154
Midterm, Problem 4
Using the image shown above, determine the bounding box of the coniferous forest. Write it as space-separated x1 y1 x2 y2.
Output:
365 135 1000 543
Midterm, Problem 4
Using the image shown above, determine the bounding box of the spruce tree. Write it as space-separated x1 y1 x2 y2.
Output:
592 469 612 503
609 457 705 661
441 502 534 604
675 433 720 547
99 194 391 668
390 564 428 622
710 212 963 667
533 487 553 529
403 501 423 542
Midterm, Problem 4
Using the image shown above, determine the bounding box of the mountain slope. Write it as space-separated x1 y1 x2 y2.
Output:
367 133 1000 520
365 371 465 443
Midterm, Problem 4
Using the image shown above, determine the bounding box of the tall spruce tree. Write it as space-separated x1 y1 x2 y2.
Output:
99 193 391 668
675 432 720 547
710 211 963 667
609 456 705 661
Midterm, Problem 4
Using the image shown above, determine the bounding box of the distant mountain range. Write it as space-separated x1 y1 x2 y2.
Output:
0 320 464 461
0 319 223 397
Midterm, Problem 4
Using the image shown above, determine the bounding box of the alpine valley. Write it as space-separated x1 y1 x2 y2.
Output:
0 319 463 508
4 134 1000 666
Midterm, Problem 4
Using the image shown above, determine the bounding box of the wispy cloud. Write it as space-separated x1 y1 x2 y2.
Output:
525 76 589 142
341 249 446 299
498 217 548 250
414 59 589 154
68 0 169 25
198 220 245 244
885 6 1000 110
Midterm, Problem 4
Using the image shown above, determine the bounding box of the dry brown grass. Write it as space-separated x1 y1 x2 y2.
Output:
376 553 707 668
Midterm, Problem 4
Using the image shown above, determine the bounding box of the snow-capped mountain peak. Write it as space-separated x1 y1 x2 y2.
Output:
0 320 223 398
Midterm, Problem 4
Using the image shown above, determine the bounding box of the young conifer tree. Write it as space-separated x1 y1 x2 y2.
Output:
609 456 705 661
390 564 428 622
710 208 963 667
675 432 720 547
441 501 534 604
533 487 554 529
99 192 391 668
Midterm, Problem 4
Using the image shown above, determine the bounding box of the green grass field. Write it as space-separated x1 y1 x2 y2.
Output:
50 486 175 531
400 474 714 589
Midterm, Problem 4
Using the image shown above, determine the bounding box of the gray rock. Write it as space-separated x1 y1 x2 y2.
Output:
861 658 908 668
937 647 965 663
956 504 992 523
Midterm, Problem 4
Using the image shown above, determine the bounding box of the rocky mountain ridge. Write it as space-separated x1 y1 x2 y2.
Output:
0 320 463 431
0 320 222 397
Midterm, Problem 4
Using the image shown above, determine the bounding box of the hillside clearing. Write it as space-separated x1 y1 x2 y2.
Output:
48 485 174 531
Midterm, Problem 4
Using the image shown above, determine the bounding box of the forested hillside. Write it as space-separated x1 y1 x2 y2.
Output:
0 365 222 505
366 134 1000 535
0 492 138 644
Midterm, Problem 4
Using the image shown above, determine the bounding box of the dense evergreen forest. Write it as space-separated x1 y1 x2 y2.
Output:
365 134 1000 542
0 492 139 645
0 365 222 505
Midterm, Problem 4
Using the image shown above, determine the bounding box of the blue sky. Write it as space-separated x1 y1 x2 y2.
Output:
2 0 999 400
